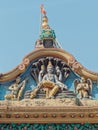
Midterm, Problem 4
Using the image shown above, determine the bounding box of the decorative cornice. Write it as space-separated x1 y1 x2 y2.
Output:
0 48 98 82
0 106 98 123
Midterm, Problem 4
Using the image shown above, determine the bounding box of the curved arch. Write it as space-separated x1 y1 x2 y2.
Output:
0 48 98 82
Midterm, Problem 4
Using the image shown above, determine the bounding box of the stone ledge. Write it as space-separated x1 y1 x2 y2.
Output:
80 99 98 106
0 98 78 107
0 98 98 108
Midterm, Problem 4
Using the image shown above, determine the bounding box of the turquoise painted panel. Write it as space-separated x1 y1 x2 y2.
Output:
0 60 98 100
0 123 97 130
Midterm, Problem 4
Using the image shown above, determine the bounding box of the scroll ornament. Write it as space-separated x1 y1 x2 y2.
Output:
18 58 30 72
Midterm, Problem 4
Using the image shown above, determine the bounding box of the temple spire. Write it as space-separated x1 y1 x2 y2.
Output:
35 5 62 49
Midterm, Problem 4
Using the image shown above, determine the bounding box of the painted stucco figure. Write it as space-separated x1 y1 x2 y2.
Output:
38 65 46 82
5 77 26 100
55 66 63 82
30 61 68 99
74 77 92 99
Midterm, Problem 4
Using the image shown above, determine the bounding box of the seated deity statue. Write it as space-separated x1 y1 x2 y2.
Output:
5 77 26 100
30 61 67 99
74 77 92 99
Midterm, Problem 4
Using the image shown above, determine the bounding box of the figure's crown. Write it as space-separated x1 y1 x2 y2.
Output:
47 61 53 68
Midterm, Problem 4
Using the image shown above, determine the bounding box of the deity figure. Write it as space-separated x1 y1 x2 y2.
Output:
74 77 92 99
55 66 62 81
30 61 67 99
38 65 46 82
63 67 70 79
5 77 26 100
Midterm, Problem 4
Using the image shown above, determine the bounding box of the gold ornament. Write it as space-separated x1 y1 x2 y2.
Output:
47 61 53 68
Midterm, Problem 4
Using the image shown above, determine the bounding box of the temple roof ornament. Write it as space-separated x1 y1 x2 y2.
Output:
0 4 98 124
35 5 60 49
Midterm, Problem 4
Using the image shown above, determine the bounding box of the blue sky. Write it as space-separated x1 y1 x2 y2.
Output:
0 0 98 73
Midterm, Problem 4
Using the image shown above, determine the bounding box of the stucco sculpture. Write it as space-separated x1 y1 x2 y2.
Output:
74 77 92 99
30 61 68 99
5 77 26 100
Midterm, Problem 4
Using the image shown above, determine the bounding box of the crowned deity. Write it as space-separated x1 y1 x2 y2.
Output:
30 61 67 99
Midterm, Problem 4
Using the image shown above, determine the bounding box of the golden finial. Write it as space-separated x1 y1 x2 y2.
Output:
42 16 49 29
40 4 50 30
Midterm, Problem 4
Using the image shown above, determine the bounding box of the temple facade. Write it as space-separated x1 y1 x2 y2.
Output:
0 5 98 129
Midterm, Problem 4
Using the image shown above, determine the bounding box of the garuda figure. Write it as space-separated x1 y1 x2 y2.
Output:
74 77 92 99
